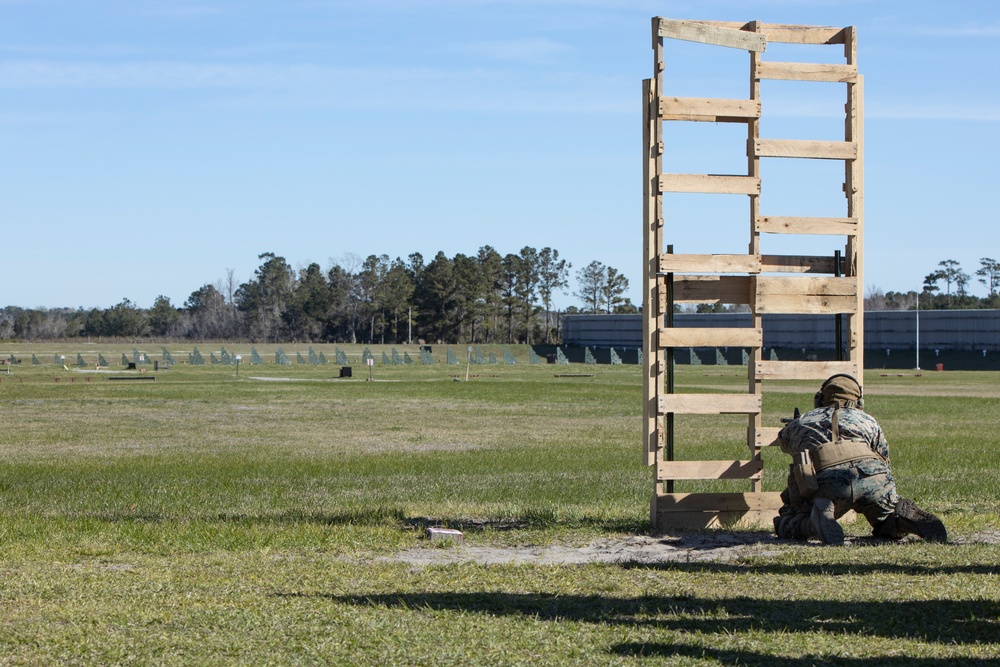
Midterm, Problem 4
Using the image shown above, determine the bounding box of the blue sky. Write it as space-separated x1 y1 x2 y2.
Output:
2 0 999 310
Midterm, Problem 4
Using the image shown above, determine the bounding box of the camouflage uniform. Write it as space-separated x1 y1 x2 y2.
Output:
774 405 902 539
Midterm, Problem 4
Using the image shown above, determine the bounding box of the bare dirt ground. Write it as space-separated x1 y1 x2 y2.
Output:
389 530 1000 566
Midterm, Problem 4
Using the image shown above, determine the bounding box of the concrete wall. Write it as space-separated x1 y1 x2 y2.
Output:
563 310 1000 352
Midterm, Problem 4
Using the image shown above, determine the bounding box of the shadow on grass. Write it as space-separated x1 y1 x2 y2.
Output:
610 643 1000 666
313 591 997 647
83 508 649 533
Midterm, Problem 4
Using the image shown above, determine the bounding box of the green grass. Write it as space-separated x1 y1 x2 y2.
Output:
0 345 997 664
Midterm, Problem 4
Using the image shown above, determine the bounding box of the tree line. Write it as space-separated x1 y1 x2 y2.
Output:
1 247 635 343
866 258 1000 311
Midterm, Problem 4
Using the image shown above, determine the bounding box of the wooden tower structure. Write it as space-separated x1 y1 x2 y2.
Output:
642 19 864 530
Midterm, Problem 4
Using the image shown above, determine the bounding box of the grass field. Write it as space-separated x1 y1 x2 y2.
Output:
0 343 997 665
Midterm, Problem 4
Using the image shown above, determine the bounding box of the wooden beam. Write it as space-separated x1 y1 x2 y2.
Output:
758 217 858 235
657 18 767 52
755 293 857 314
753 139 857 160
655 491 784 512
757 275 856 296
760 254 840 274
757 427 782 448
659 253 761 274
660 174 760 195
661 96 760 122
756 61 857 83
663 275 753 306
755 360 858 381
657 459 763 480
659 393 761 415
759 25 847 45
658 327 762 349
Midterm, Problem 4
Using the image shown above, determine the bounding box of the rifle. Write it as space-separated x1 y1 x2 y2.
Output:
780 407 801 424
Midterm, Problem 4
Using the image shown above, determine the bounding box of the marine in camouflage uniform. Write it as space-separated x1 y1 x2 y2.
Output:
773 374 947 546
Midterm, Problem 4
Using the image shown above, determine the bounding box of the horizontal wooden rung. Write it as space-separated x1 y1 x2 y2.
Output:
658 327 762 349
660 174 760 195
758 217 859 235
659 393 761 415
661 276 752 307
657 459 763 481
753 139 857 160
760 254 843 274
660 96 760 122
657 18 767 52
758 427 782 448
755 276 858 314
759 25 847 45
756 294 858 314
757 276 857 297
655 491 784 513
756 61 857 83
659 253 761 274
755 360 859 381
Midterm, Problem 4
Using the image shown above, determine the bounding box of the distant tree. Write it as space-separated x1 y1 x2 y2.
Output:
977 257 1000 296
103 298 147 339
537 247 570 343
575 261 605 313
284 263 333 341
185 284 230 339
147 295 179 337
601 267 630 314
235 252 295 342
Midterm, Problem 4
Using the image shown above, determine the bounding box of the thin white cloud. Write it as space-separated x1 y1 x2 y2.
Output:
448 37 573 62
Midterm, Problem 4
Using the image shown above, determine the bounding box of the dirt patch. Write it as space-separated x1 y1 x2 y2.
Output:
389 530 1000 566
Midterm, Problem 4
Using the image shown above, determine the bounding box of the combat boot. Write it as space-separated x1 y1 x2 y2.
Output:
810 497 844 546
894 498 947 542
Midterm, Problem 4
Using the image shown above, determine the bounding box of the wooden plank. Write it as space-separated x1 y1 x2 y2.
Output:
757 427 782 448
756 61 857 83
757 275 856 296
754 139 857 160
756 293 857 314
760 254 840 274
658 18 767 52
660 96 760 122
759 25 847 45
659 253 761 274
658 327 762 349
663 276 752 305
758 216 858 235
657 459 763 480
755 360 858 381
659 393 761 415
656 492 784 512
660 174 760 195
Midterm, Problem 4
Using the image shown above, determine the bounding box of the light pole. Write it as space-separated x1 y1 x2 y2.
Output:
915 290 920 370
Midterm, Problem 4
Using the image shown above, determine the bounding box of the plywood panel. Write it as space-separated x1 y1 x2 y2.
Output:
659 253 761 274
657 459 763 480
756 61 857 83
660 174 760 195
657 18 767 52
658 327 762 348
659 393 761 415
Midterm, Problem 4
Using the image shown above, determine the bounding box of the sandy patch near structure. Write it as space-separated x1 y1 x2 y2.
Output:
389 530 1000 566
